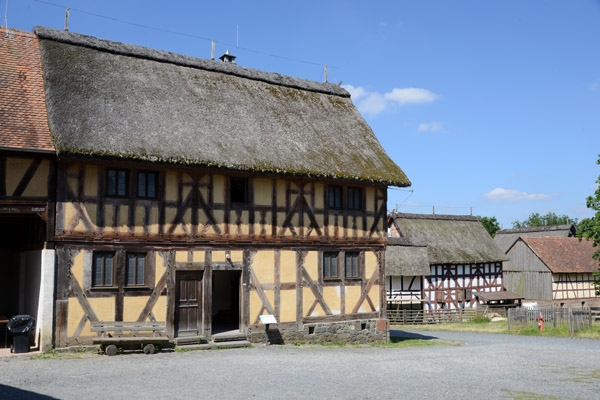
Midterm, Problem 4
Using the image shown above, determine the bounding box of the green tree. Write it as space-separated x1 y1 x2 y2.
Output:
512 212 577 229
577 155 600 295
479 216 501 238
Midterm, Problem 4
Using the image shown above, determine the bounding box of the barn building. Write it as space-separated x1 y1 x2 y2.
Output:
387 213 509 310
503 237 600 306
494 224 576 254
0 26 411 350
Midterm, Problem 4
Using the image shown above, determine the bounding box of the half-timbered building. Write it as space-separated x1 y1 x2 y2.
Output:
384 237 429 311
503 237 600 306
15 26 410 348
0 28 56 351
388 213 508 310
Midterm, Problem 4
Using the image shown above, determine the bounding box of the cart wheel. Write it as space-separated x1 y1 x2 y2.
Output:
143 343 155 355
105 344 118 356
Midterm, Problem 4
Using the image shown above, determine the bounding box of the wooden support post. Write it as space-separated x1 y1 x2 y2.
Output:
403 309 406 325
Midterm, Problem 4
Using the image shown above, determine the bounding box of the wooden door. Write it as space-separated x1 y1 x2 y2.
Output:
175 272 203 337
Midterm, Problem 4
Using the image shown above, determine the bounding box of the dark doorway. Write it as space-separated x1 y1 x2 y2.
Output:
0 214 45 348
174 271 203 337
211 270 241 334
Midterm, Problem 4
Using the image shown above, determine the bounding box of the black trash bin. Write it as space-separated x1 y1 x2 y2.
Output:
7 315 35 353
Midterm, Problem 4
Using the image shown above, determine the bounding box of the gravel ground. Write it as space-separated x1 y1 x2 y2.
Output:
0 329 599 400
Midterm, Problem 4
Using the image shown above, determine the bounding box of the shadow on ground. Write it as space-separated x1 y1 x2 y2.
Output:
0 384 58 400
389 330 439 341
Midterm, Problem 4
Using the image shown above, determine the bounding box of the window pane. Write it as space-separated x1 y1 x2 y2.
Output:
138 172 146 197
147 173 156 198
328 187 335 208
93 254 103 286
118 171 127 196
331 254 337 277
345 253 351 277
323 254 330 278
230 178 248 203
104 254 113 286
352 255 358 277
127 254 135 285
107 170 116 196
137 256 145 284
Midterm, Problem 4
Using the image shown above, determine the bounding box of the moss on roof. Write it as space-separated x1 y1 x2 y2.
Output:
35 26 410 186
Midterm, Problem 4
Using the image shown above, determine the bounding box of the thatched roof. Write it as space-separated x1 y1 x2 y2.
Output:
386 237 430 276
494 224 576 254
34 26 410 186
390 213 508 265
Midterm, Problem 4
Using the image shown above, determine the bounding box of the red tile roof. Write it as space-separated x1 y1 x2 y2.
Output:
523 237 599 273
0 28 54 152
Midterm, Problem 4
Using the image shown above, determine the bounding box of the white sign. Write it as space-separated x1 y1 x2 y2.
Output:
259 314 277 324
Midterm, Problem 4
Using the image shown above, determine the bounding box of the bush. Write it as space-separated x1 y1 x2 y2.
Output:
472 314 491 323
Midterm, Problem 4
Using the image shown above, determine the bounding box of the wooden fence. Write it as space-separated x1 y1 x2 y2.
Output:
388 307 506 325
507 307 593 335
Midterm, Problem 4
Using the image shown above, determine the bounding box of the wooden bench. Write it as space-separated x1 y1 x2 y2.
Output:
91 321 170 356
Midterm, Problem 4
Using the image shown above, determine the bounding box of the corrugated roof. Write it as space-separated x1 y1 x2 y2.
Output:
34 26 410 186
522 237 599 273
390 213 507 264
494 224 575 253
0 28 54 152
386 237 430 276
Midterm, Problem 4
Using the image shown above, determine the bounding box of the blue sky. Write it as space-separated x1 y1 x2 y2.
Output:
5 0 600 228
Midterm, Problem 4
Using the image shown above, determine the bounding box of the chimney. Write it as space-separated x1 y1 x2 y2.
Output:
219 50 237 64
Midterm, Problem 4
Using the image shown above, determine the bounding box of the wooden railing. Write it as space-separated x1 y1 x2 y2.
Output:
388 307 505 325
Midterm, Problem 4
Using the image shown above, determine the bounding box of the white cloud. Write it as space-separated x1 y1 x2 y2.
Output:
342 84 438 116
418 122 443 132
589 80 599 91
384 88 438 105
342 84 368 101
482 188 550 202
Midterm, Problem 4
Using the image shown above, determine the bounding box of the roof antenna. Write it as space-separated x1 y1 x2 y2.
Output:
211 40 215 60
64 7 69 31
4 0 8 35
324 64 328 83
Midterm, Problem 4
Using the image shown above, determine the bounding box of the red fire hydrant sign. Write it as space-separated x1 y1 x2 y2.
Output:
538 313 544 331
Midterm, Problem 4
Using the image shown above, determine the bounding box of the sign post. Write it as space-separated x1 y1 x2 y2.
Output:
259 314 277 346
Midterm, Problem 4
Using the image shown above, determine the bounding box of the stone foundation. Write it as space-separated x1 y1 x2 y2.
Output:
249 318 389 344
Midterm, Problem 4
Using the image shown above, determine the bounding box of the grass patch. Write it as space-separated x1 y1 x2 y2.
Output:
396 321 600 339
500 389 563 399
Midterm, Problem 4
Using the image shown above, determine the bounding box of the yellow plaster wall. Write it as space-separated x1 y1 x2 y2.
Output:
304 251 318 281
21 159 49 197
134 206 145 233
71 251 85 284
280 251 296 283
229 251 243 263
302 288 317 316
153 296 167 321
165 171 178 202
84 165 98 196
280 289 296 322
323 286 341 315
155 253 167 287
213 175 225 203
123 296 151 322
368 285 380 311
68 297 115 337
5 158 29 195
250 291 262 322
83 204 97 230
212 251 226 263
365 252 378 278
193 251 205 263
175 251 189 263
252 251 275 283
276 180 286 206
345 286 362 313
314 183 324 209
254 178 272 206
366 187 375 212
